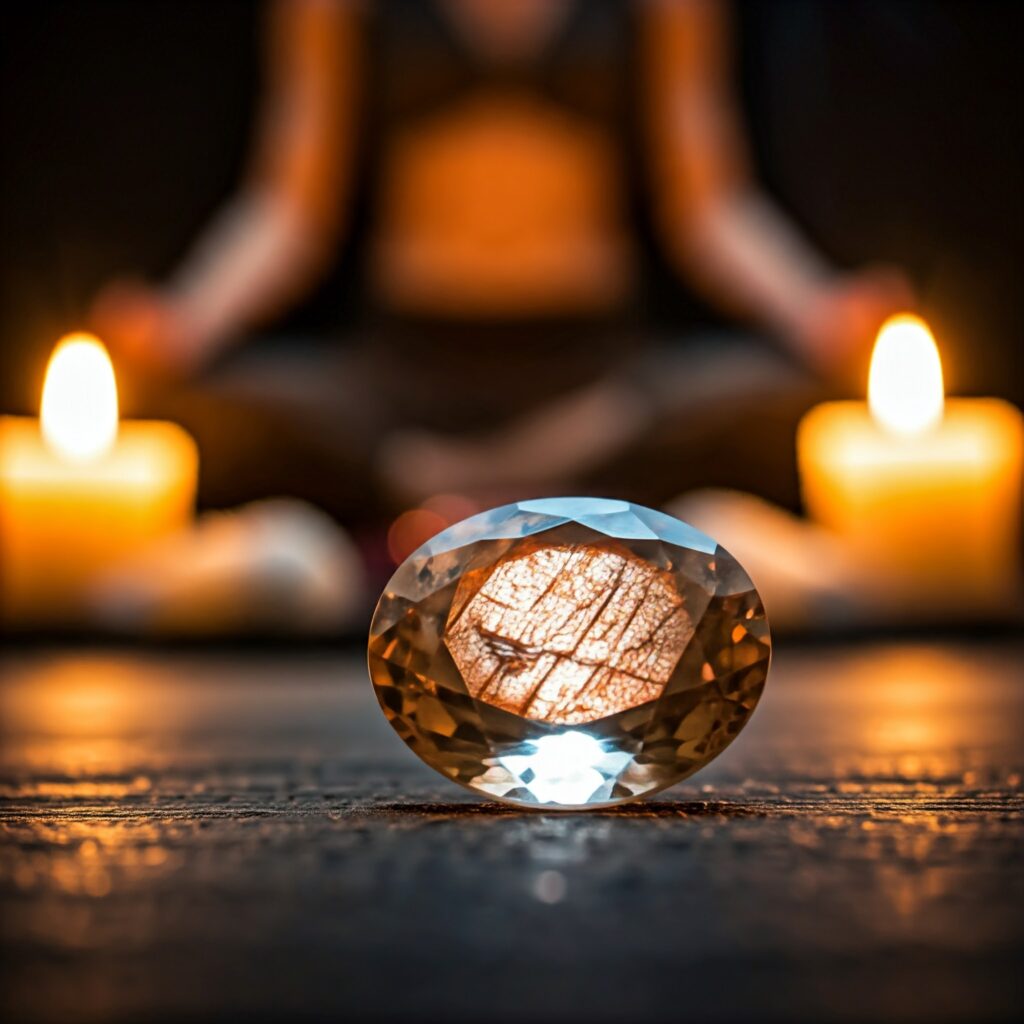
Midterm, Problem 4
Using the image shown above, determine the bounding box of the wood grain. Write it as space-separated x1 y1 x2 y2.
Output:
1 639 1021 1022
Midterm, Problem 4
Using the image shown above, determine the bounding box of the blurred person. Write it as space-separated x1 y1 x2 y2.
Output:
92 0 910 525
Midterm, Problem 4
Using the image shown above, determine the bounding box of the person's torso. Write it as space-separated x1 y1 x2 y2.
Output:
362 0 639 321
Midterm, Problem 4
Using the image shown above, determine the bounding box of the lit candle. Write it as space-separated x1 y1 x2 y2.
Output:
0 334 198 623
797 314 1023 612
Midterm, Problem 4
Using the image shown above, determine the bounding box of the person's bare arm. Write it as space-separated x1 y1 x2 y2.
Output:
644 0 910 376
93 0 360 375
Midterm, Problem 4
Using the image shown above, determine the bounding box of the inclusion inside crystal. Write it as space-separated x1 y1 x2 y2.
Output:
368 498 770 809
445 543 693 726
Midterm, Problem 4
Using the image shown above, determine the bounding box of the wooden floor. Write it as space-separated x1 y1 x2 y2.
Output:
1 638 1022 1023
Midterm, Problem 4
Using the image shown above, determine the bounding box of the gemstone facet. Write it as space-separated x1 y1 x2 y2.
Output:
368 497 770 809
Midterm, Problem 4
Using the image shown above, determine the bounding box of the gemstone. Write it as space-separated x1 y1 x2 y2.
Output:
367 497 770 809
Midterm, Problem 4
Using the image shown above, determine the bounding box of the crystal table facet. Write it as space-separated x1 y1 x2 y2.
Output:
367 497 770 809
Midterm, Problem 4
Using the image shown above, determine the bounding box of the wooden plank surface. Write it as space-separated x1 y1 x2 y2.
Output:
1 639 1022 1023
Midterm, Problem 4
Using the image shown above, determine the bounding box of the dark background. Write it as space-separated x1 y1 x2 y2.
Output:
1 10 1023 1020
1 0 1021 413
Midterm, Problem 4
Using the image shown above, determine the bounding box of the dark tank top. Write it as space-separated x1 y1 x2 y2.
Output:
363 0 636 133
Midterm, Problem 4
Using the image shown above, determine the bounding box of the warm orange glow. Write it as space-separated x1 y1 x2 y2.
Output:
387 508 448 564
40 334 118 462
445 544 691 725
868 314 944 437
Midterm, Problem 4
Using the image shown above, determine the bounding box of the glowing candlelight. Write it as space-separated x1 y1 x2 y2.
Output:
867 314 944 437
40 334 120 462
0 334 198 623
797 314 1023 613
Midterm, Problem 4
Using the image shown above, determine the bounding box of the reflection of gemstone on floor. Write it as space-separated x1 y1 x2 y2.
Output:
444 543 693 725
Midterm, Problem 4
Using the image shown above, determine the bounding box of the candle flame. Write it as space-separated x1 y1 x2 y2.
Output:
41 334 119 462
868 314 944 436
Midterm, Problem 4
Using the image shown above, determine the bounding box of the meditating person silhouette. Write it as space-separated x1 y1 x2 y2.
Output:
91 0 910 523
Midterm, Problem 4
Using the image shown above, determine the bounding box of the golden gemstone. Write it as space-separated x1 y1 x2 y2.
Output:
368 498 770 809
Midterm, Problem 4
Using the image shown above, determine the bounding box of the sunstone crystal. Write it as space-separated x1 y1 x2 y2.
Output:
368 497 770 809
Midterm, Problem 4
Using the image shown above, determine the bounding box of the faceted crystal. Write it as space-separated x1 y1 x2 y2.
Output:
368 497 770 809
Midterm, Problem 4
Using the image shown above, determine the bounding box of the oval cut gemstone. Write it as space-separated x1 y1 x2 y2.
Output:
367 497 770 809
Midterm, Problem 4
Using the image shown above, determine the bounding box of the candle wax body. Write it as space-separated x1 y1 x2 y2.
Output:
798 398 1023 609
0 417 197 622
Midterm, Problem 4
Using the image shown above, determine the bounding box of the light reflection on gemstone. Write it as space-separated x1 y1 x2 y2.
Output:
497 731 632 805
367 497 770 809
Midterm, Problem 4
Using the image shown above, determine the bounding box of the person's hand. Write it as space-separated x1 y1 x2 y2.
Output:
90 278 204 379
795 266 915 386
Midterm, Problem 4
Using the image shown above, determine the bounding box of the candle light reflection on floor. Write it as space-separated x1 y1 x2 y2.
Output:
1 639 1021 1020
3 642 1018 787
